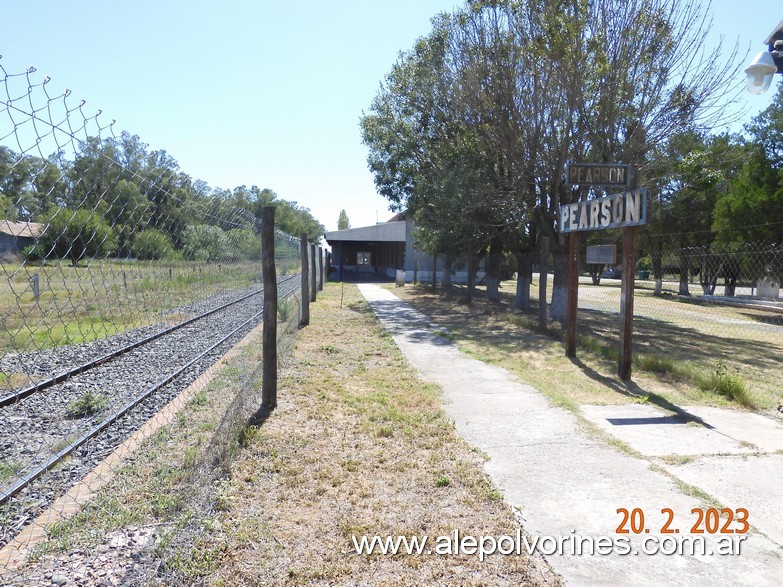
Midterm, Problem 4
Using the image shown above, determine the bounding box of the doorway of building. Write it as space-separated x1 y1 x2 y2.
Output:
357 251 372 273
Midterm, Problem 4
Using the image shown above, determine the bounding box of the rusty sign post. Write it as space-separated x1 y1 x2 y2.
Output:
618 166 639 380
562 163 645 380
565 230 580 357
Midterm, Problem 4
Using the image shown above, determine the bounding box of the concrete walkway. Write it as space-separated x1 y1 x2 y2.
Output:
358 284 783 587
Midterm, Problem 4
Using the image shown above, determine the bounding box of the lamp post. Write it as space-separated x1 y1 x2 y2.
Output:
745 20 783 94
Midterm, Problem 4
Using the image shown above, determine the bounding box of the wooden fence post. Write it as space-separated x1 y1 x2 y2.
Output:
318 246 324 291
261 206 277 412
300 234 310 327
310 244 317 302
538 237 549 329
31 273 40 301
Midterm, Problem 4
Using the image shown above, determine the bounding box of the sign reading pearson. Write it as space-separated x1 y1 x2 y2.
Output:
567 163 630 187
559 188 647 234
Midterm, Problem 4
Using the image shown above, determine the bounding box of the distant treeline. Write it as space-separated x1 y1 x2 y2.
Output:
0 132 324 264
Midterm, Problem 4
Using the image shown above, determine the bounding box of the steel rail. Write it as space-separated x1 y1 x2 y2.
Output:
0 274 297 409
0 309 264 505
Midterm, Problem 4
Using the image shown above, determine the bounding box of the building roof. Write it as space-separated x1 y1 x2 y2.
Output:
324 220 406 243
0 220 44 238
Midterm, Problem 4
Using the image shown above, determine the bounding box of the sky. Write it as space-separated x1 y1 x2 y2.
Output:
0 1 781 232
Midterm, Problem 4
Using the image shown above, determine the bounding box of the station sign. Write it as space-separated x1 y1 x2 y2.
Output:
559 188 647 234
567 163 630 187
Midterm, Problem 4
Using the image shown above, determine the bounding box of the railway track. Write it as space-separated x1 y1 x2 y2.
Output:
0 287 263 409
0 275 300 547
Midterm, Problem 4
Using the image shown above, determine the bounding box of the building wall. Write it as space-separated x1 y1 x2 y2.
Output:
0 234 33 257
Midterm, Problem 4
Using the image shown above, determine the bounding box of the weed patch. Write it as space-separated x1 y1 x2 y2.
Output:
695 361 753 407
66 391 108 417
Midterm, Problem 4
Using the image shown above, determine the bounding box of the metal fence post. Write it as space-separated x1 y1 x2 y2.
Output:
618 167 639 380
300 234 310 327
619 226 637 380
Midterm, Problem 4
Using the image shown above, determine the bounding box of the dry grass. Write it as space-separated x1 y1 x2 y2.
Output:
211 283 560 586
389 283 778 415
5 283 559 586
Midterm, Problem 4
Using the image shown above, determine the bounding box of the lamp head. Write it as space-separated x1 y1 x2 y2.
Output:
745 51 778 95
745 20 783 94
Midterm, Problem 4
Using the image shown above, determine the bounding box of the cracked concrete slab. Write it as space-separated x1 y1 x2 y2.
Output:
358 284 783 587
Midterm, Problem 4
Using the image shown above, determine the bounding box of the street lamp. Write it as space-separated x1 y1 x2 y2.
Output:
745 20 783 94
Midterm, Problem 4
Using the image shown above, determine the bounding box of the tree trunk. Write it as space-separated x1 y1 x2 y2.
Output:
652 248 663 296
466 248 476 304
724 256 739 297
588 264 602 285
699 251 720 296
678 250 691 296
550 250 569 320
441 250 454 290
486 237 502 302
725 274 737 297
538 237 549 328
514 251 534 311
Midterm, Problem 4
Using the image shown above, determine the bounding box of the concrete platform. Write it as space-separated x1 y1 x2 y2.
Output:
359 284 783 587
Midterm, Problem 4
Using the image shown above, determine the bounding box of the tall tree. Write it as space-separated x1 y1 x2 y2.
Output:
713 85 783 245
337 209 351 230
363 0 740 317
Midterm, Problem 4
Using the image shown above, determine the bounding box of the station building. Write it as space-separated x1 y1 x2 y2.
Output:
324 213 481 283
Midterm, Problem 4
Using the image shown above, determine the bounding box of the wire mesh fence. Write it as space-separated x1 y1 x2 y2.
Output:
0 61 315 583
567 238 782 408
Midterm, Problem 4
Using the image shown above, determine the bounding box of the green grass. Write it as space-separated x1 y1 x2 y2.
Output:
435 476 450 487
278 297 295 322
0 259 260 352
0 370 31 390
21 317 131 349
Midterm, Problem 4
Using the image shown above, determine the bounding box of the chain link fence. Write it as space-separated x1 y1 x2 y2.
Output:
0 61 314 583
571 238 782 408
